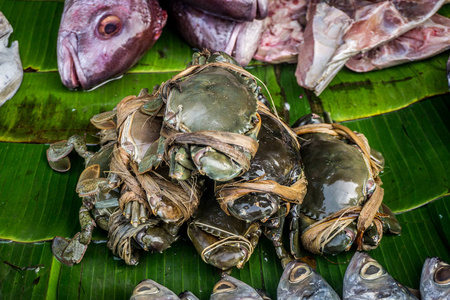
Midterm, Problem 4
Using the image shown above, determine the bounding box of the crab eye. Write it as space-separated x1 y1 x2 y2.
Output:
434 264 450 285
97 15 122 38
360 261 386 280
289 264 312 283
213 281 236 293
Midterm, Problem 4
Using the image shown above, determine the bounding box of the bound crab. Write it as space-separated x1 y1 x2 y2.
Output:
48 137 178 265
140 50 263 182
47 90 202 265
188 186 262 271
215 103 307 267
109 89 203 226
289 113 401 256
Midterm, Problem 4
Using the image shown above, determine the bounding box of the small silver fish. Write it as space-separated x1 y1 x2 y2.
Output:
210 275 264 300
130 279 179 300
420 257 450 300
179 291 200 300
343 252 418 300
277 260 340 300
0 11 23 106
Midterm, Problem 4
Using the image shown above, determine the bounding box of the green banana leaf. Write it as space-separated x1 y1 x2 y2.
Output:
0 0 449 299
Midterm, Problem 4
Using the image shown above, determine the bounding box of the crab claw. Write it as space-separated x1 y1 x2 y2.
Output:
46 140 74 172
52 233 89 266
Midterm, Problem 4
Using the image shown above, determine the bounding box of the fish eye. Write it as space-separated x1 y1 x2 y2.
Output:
289 264 312 283
360 261 386 280
212 281 237 293
434 263 450 285
97 15 122 38
134 285 160 295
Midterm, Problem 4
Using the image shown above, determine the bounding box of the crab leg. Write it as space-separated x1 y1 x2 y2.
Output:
52 198 96 266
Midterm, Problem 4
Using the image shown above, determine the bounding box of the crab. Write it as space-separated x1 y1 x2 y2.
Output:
215 103 307 267
187 186 262 271
107 209 180 265
49 89 203 227
48 139 178 266
110 89 203 226
47 90 203 264
289 113 401 256
141 50 263 182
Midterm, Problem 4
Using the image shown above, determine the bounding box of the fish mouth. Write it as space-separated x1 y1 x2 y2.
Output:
421 257 438 280
58 32 87 89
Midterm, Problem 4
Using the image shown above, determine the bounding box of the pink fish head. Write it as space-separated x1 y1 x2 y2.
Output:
57 0 167 90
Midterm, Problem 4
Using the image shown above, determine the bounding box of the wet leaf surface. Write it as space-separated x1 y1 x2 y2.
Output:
0 1 449 299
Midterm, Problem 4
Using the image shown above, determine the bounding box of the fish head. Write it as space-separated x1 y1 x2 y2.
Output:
420 257 450 299
344 252 417 299
178 291 200 300
277 260 340 299
277 260 315 297
211 275 262 300
57 0 167 90
130 279 179 300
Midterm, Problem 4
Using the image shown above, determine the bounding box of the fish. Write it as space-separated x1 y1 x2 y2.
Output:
295 0 446 95
343 252 418 300
210 275 264 300
169 0 264 67
294 1 352 93
277 260 341 300
130 279 179 300
420 257 450 300
178 0 268 22
346 14 450 72
57 0 167 90
0 11 23 106
253 0 307 64
178 291 199 300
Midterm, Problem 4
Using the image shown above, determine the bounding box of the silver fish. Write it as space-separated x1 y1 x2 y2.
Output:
0 11 23 106
343 252 418 300
210 275 264 300
420 257 450 300
57 0 167 90
179 291 200 300
277 260 340 300
130 279 179 300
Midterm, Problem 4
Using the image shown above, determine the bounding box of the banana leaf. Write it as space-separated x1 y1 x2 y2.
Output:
0 0 449 299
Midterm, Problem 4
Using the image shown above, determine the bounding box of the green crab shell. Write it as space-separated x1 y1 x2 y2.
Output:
120 109 162 164
299 133 373 221
226 113 303 222
165 67 259 134
193 196 251 238
241 114 301 183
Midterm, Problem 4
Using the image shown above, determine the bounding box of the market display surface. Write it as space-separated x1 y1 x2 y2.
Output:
0 1 449 299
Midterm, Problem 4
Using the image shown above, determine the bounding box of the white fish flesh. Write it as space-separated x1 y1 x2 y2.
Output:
346 14 450 72
296 0 446 95
0 11 23 106
253 0 307 63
